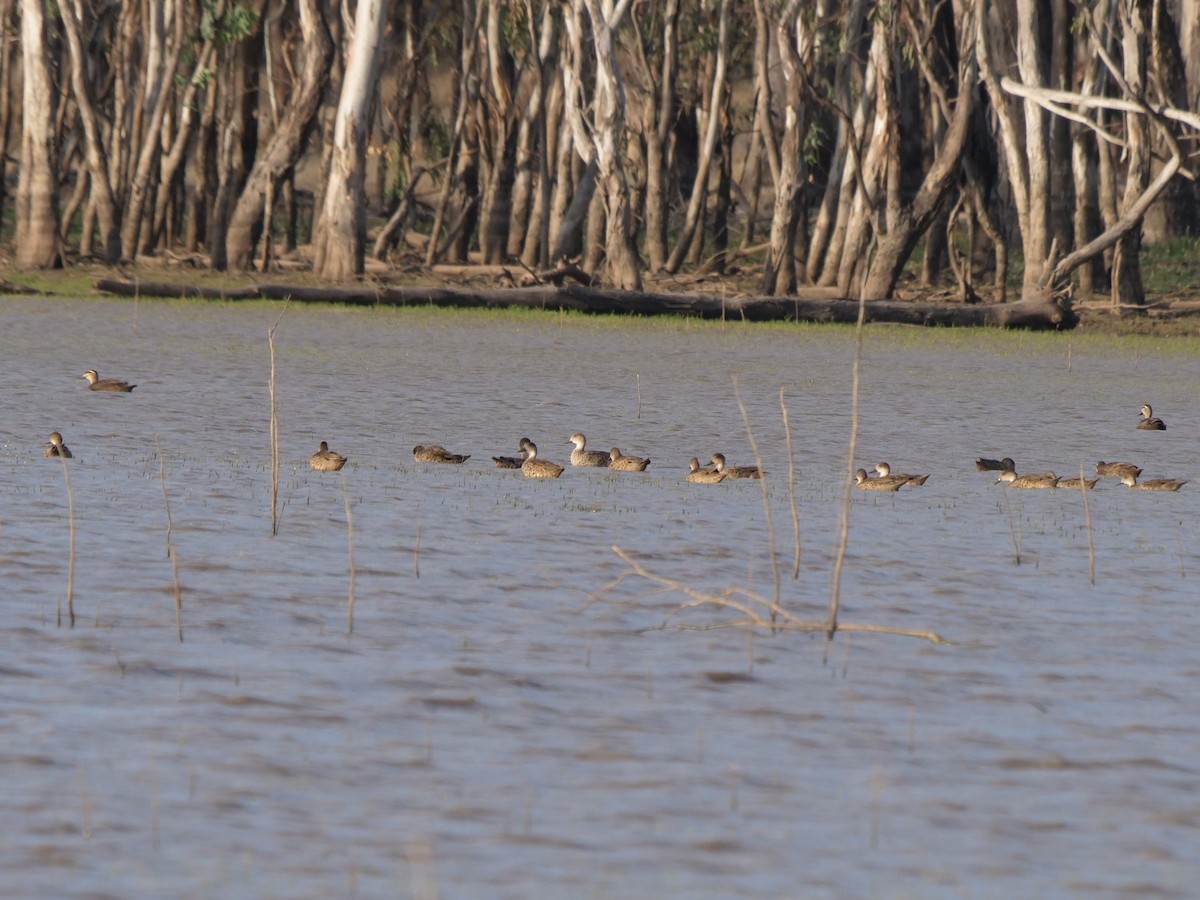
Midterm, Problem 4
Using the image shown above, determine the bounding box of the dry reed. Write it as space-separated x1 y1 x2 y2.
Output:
592 546 949 644
1079 463 1095 585
342 474 357 634
1002 488 1023 565
157 436 184 642
59 454 76 628
780 387 801 579
414 521 422 578
267 301 290 535
827 278 870 639
732 375 780 622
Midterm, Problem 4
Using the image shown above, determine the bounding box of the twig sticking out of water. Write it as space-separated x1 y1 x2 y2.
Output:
1079 463 1095 586
59 454 76 628
733 375 780 624
828 277 871 641
594 546 949 645
1002 488 1023 565
267 301 290 536
343 474 357 634
636 373 642 420
414 521 422 579
157 436 183 642
780 387 801 579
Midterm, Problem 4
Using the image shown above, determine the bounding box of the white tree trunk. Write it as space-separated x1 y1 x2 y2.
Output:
16 0 62 268
314 0 387 280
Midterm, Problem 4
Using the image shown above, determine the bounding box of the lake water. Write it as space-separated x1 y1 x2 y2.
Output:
1 295 1198 898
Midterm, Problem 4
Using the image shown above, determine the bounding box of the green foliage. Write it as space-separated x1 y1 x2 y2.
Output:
803 121 826 167
200 0 260 45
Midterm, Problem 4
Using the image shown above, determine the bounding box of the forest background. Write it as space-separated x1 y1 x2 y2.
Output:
4 0 1200 328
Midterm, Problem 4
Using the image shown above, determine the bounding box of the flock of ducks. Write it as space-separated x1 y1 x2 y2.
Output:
43 375 1186 493
962 405 1185 492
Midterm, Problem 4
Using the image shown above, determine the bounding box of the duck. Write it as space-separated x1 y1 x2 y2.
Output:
1056 475 1099 490
82 368 136 392
521 441 564 478
1137 404 1166 430
608 447 651 472
1095 461 1141 480
854 468 905 491
413 444 470 464
997 468 1059 489
874 461 929 485
711 453 763 479
310 441 347 472
43 431 73 459
568 432 610 467
493 437 532 469
686 457 726 483
1119 472 1187 491
975 456 1015 472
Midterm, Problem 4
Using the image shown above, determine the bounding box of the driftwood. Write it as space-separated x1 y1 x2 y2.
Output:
92 278 1076 329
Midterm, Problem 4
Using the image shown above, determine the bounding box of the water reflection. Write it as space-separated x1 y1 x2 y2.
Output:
1 296 1198 897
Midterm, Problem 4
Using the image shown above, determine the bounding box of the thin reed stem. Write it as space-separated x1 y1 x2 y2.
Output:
1079 463 1095 585
780 387 801 579
828 271 871 640
635 373 642 420
59 454 76 628
267 301 290 535
733 375 780 622
343 475 357 634
1002 488 1022 565
414 521 422 578
157 436 183 642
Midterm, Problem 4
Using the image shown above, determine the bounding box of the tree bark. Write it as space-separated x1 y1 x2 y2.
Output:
16 0 63 268
59 0 121 262
566 0 642 290
861 1 978 300
227 0 332 269
95 277 1076 330
762 1 808 296
664 0 729 274
314 0 388 280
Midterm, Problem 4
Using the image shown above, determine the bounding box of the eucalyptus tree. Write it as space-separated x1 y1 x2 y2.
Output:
562 0 642 290
15 0 62 268
226 0 333 269
313 0 389 279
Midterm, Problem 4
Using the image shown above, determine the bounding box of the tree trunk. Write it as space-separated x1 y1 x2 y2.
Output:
314 0 388 280
635 0 679 272
119 1 187 258
568 0 642 290
860 2 978 299
1111 0 1149 308
16 0 63 268
762 1 808 296
59 0 121 262
227 0 332 269
665 0 729 274
0 0 14 236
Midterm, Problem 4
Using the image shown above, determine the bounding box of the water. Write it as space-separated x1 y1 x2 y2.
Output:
1 295 1198 898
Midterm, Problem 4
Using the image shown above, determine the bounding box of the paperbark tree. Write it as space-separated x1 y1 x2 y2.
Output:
860 0 978 299
563 0 642 290
314 0 387 280
227 0 332 269
761 0 809 296
16 0 63 268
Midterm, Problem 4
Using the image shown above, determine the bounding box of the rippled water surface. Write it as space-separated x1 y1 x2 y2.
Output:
2 295 1198 898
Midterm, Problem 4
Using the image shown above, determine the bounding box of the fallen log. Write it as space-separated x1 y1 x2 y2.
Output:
92 278 1076 329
